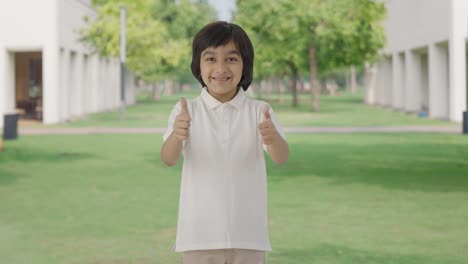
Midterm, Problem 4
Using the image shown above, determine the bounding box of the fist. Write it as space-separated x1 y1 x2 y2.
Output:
173 97 191 141
258 104 278 145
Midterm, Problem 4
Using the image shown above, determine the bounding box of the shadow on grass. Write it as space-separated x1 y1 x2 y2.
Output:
267 136 468 193
0 168 28 185
0 143 95 185
0 147 95 163
269 244 460 264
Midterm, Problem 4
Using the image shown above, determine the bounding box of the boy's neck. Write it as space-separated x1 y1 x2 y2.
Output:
207 87 240 103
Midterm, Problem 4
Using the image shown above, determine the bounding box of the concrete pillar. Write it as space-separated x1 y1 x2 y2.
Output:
113 58 119 108
405 50 421 112
448 0 467 122
96 57 103 111
42 0 60 125
0 49 5 127
375 60 385 105
89 54 99 113
364 63 377 105
392 52 405 109
429 43 449 119
82 54 90 114
0 50 15 127
59 48 70 121
99 58 106 111
69 51 77 117
103 58 109 110
383 57 393 107
108 59 115 110
420 53 429 112
75 53 83 116
43 45 60 124
111 59 117 109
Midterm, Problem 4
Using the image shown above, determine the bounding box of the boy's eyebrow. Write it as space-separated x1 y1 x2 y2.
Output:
201 49 240 57
226 50 240 56
202 50 216 57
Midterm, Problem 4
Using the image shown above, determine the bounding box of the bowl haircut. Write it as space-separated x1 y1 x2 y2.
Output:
191 21 254 91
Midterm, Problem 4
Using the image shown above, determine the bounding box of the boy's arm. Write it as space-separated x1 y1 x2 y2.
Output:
259 104 289 164
266 134 289 164
160 98 191 167
161 132 184 167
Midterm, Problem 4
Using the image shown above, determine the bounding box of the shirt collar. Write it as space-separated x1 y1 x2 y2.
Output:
201 87 245 110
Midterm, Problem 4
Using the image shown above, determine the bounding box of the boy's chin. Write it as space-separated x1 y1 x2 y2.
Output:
208 86 237 94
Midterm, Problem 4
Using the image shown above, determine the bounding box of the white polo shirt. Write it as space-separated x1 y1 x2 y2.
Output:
163 88 285 252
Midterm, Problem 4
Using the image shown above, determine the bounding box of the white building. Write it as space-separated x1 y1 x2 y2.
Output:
0 0 136 127
365 0 468 122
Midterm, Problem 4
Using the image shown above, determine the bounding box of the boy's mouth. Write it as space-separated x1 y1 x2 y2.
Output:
212 77 231 82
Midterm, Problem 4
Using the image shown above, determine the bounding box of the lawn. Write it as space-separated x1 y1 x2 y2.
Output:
1 133 467 263
24 89 457 128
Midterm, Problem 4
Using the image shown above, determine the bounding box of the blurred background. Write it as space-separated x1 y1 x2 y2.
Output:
0 0 467 263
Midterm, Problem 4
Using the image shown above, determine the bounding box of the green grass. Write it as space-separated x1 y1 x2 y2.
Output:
26 90 456 128
1 133 468 263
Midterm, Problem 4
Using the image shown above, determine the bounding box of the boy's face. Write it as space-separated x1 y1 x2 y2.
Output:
200 40 243 102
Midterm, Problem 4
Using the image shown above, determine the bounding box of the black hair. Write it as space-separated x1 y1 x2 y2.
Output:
191 21 254 91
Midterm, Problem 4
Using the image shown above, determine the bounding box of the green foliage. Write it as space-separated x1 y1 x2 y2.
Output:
234 0 308 79
81 0 216 83
234 0 386 76
313 0 387 72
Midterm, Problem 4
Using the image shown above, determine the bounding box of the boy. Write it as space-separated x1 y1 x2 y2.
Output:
161 21 289 264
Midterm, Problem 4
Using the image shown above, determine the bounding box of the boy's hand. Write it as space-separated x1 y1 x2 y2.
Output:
173 97 191 141
259 104 279 145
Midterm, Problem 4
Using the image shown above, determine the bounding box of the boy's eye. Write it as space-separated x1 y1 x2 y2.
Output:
227 57 238 62
205 57 215 62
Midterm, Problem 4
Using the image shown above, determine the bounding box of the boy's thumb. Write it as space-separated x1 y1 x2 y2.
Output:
180 97 188 113
263 104 271 120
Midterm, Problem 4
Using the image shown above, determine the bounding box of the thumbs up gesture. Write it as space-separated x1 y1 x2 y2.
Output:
173 97 191 141
258 104 278 145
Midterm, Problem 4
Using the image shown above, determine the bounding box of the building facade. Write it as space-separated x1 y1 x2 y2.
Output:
0 0 136 127
365 0 468 122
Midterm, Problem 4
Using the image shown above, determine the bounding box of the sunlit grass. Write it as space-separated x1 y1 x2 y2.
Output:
1 133 467 263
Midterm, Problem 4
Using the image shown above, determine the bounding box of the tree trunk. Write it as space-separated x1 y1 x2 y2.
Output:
255 81 262 99
351 65 357 94
163 79 173 96
288 62 298 107
272 77 280 102
152 83 160 101
260 80 267 100
266 78 273 101
175 82 181 94
345 69 351 93
309 41 319 111
279 78 285 104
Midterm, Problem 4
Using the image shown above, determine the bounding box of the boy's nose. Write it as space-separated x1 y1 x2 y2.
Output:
214 61 228 73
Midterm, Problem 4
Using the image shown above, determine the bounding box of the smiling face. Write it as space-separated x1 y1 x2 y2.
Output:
200 40 243 103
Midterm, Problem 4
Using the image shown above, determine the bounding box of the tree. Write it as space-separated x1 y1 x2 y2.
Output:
234 0 386 110
152 0 216 91
297 0 386 110
81 0 216 91
235 0 308 107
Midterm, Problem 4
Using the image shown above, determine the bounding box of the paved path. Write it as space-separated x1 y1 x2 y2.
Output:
18 126 462 135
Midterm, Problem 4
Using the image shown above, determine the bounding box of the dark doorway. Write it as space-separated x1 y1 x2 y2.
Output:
15 52 43 121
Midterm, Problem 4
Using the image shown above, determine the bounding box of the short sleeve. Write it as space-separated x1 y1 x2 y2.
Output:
163 101 182 142
262 103 286 152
